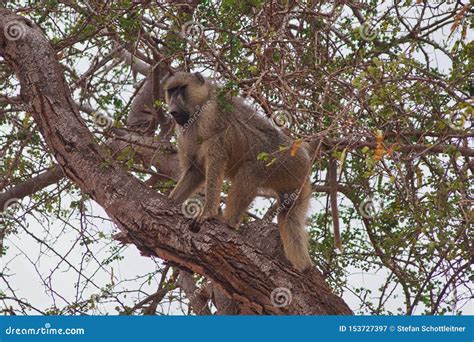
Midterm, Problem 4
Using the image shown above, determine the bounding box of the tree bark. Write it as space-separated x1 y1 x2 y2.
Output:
0 10 352 315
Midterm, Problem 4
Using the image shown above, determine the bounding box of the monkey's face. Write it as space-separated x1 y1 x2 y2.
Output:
166 84 190 125
165 72 208 126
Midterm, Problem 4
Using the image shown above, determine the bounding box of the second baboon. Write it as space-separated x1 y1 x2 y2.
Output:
165 72 313 271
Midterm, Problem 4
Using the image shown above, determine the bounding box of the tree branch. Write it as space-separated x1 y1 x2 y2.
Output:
0 165 63 209
328 157 342 250
176 270 212 315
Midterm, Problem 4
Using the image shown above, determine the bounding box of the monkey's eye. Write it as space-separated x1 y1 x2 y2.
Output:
167 85 187 97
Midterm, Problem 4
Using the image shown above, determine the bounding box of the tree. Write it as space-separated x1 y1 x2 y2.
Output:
0 1 471 315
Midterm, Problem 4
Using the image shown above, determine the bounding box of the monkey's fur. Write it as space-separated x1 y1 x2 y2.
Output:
165 72 313 271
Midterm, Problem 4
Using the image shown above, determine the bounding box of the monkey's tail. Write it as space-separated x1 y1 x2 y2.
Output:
277 182 313 271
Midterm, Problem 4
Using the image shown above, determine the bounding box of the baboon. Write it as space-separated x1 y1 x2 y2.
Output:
165 72 313 271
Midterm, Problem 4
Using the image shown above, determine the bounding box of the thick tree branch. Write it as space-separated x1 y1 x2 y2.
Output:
176 270 212 315
0 10 351 315
115 44 151 76
0 165 63 208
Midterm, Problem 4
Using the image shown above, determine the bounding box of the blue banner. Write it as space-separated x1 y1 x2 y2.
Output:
0 316 472 342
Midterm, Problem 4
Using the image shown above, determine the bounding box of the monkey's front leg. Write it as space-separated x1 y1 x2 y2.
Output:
190 157 225 232
169 166 205 203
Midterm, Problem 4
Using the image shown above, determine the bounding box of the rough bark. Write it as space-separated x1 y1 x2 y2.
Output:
0 10 352 315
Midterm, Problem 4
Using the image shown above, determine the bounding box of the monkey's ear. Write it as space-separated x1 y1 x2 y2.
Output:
194 72 205 85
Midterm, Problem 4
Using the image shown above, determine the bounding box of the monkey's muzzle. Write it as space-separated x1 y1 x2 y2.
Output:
170 110 190 126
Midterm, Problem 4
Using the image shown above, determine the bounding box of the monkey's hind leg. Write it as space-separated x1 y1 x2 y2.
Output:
190 158 225 232
223 165 259 228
